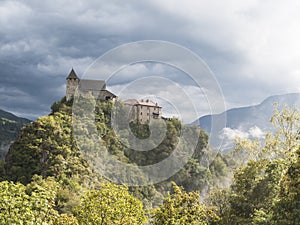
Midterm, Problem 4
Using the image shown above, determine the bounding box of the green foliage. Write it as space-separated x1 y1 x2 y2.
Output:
5 109 93 184
152 182 219 225
0 175 80 224
156 128 231 194
211 105 300 225
206 188 232 225
54 214 79 225
4 97 104 214
269 147 300 225
0 176 57 224
1 96 231 223
74 183 147 225
222 159 283 224
17 99 105 183
129 121 151 139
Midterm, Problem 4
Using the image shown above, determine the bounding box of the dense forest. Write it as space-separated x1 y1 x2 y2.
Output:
0 97 299 224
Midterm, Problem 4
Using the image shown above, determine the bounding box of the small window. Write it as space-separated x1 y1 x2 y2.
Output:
140 112 142 115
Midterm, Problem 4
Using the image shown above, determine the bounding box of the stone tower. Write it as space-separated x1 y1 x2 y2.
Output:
66 68 79 100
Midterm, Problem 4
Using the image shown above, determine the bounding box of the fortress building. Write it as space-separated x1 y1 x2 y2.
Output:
124 99 162 124
66 68 116 101
66 68 162 124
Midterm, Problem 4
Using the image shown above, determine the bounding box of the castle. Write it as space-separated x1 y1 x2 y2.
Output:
66 68 117 101
66 68 162 123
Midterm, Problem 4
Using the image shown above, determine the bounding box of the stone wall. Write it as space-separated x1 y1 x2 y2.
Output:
66 78 79 101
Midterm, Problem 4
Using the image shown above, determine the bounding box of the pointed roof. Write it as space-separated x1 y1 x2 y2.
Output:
66 68 79 79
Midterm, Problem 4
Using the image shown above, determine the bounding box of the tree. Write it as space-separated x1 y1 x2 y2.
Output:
0 176 59 224
225 159 283 225
152 182 219 225
213 105 300 225
74 183 147 225
206 188 232 225
269 147 300 225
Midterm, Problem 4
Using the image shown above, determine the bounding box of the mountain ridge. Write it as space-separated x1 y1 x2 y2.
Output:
0 108 31 159
192 93 300 151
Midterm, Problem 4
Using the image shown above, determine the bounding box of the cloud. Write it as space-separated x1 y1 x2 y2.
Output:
0 0 300 120
222 126 265 141
222 127 250 140
249 126 265 139
107 62 218 123
220 125 265 151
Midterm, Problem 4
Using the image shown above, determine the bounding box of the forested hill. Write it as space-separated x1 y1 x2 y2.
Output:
0 97 299 224
0 108 31 159
1 97 230 217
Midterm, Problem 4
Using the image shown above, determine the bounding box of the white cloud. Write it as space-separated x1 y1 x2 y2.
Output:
222 126 265 141
220 125 265 151
249 126 265 139
222 127 250 140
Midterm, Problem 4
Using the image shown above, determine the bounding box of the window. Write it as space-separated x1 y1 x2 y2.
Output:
153 112 159 119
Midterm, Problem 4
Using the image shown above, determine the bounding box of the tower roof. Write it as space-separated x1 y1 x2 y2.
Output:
66 68 79 79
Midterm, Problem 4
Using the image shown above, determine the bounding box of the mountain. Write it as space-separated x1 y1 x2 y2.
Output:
192 93 300 152
0 109 31 159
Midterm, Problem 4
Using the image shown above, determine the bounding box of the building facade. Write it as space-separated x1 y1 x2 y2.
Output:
124 99 162 124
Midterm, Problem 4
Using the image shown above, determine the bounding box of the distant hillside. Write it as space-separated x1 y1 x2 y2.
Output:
192 93 300 152
0 109 31 159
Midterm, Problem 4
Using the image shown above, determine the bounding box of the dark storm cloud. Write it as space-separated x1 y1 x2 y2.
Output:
0 0 234 119
1 0 299 119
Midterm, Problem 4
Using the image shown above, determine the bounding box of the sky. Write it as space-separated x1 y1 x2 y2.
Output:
1 0 300 122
